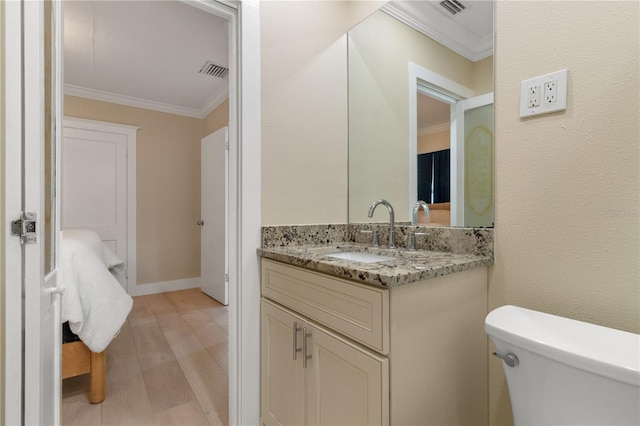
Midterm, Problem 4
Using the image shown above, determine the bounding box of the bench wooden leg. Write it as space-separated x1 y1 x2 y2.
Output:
89 350 106 404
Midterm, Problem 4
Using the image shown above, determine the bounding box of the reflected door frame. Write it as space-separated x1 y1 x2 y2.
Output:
408 62 473 226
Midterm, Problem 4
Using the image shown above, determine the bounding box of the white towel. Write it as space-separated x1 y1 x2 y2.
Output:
61 229 133 353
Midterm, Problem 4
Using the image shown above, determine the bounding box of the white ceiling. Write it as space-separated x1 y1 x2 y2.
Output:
383 0 494 62
64 1 492 120
64 1 229 118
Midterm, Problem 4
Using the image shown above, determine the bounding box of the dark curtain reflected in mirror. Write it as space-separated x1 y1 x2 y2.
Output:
417 149 450 204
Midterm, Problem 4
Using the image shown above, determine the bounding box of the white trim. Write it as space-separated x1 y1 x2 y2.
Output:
200 86 229 118
65 83 230 120
381 2 493 62
236 1 261 424
3 1 25 423
64 84 205 119
186 1 261 424
463 92 494 110
49 0 65 422
409 62 473 226
63 117 139 295
130 277 201 297
414 65 474 100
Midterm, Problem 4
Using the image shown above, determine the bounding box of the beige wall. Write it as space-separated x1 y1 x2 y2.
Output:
65 96 205 285
261 1 349 225
260 1 384 226
472 56 494 96
490 2 639 424
418 129 450 155
203 98 229 136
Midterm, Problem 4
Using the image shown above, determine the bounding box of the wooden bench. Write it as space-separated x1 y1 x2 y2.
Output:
62 341 106 404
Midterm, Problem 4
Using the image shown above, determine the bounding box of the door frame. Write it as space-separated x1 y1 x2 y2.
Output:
408 62 474 227
3 1 28 423
62 117 139 295
2 0 262 424
3 0 65 423
158 1 263 423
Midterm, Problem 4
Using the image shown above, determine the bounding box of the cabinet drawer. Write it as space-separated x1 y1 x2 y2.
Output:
262 259 389 354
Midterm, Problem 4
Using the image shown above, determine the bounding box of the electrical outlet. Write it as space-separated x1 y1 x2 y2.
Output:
544 80 557 103
528 85 540 107
520 69 568 118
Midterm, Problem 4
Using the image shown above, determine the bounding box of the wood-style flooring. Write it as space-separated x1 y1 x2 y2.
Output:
62 288 229 426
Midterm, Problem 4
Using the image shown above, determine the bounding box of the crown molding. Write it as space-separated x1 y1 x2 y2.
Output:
64 84 207 118
200 85 229 118
419 122 450 137
381 3 493 62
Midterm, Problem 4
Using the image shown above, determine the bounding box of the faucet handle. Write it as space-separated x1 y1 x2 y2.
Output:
360 229 380 247
407 232 429 251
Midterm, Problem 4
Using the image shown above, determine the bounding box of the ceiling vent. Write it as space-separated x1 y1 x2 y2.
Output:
439 0 466 15
199 61 229 79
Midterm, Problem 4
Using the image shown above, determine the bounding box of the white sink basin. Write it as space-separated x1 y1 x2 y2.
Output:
325 251 395 264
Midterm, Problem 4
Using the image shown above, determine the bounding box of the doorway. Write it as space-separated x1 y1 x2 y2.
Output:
416 89 454 226
2 0 261 424
60 0 238 417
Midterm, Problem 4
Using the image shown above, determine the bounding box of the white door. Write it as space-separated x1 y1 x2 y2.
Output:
200 127 229 305
3 1 63 424
62 118 138 291
455 93 494 227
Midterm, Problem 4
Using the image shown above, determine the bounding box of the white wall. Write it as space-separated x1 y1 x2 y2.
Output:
490 2 639 424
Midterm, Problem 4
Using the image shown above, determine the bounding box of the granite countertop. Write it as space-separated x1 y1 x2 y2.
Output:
258 244 493 288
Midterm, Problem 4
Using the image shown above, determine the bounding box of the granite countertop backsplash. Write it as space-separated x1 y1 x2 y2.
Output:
259 224 494 288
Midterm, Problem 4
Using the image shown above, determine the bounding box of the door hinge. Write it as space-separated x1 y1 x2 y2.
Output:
225 141 229 150
225 273 229 283
11 211 37 244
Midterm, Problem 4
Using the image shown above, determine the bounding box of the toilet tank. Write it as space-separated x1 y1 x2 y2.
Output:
486 305 640 426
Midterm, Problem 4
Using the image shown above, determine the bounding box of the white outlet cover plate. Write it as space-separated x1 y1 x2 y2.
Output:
520 69 568 118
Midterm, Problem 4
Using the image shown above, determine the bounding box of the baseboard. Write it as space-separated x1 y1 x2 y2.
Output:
130 277 201 296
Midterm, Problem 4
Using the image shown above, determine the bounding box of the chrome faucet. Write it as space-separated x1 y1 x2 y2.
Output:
368 199 396 248
412 200 430 225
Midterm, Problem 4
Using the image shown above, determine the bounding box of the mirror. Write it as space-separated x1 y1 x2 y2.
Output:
348 1 494 227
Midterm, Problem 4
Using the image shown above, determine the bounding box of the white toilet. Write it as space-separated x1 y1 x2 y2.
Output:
485 305 640 425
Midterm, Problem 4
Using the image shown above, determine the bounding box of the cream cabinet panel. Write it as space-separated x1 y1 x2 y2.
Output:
262 299 389 426
261 301 306 426
306 323 389 426
262 259 389 353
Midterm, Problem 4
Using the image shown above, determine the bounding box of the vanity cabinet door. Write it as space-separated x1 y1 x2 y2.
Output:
305 323 389 426
261 300 306 426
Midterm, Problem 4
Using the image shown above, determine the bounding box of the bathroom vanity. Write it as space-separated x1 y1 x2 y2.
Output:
259 239 492 426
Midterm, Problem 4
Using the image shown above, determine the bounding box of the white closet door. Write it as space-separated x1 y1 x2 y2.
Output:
62 124 128 288
200 127 229 305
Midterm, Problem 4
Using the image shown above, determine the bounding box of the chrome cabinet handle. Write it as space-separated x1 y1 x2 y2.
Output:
292 322 302 360
493 352 519 367
303 327 312 368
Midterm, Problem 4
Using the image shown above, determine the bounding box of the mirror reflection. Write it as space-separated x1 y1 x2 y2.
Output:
348 1 494 227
